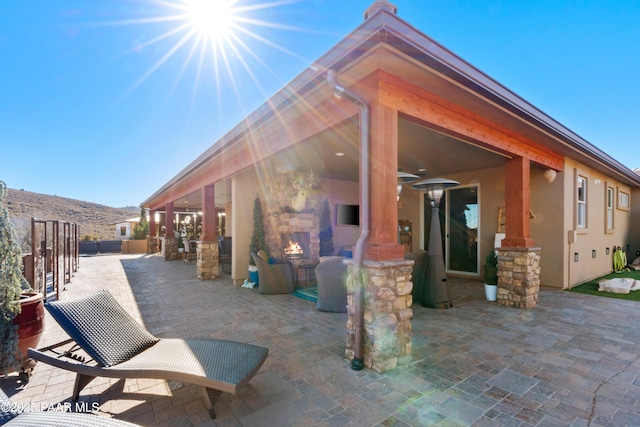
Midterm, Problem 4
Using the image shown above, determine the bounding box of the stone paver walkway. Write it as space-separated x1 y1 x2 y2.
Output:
2 254 640 426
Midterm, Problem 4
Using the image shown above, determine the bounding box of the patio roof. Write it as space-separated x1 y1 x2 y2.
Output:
141 1 640 212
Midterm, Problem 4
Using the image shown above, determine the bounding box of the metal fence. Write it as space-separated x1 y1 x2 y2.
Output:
79 240 122 255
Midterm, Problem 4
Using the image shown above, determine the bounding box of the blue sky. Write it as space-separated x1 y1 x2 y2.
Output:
1 0 639 208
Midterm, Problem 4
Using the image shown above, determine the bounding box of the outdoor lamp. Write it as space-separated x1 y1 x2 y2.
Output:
397 172 419 201
411 177 459 309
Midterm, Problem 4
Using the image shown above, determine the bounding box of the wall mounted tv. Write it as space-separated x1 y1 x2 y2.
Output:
336 204 359 226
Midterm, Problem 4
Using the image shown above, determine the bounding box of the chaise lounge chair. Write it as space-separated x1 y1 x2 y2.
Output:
27 290 268 419
1 388 139 426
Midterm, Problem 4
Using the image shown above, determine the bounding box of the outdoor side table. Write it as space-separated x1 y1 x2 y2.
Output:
297 263 317 288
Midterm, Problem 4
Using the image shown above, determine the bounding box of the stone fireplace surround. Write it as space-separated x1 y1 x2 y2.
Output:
263 171 320 276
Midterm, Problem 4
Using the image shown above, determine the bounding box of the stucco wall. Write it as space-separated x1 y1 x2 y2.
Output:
398 185 422 253
231 168 262 285
318 178 360 255
563 158 633 287
529 166 565 288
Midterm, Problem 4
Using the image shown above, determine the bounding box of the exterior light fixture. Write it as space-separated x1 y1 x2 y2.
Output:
335 152 345 157
411 177 459 309
397 172 419 201
543 169 557 183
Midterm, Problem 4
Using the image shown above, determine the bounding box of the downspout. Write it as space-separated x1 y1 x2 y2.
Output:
327 69 369 371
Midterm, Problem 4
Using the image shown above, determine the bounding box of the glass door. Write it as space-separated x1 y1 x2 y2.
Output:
446 185 479 275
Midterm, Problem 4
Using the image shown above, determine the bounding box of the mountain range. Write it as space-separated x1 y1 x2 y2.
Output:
4 187 139 242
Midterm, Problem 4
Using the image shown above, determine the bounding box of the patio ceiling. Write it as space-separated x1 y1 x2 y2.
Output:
173 118 506 211
269 117 506 182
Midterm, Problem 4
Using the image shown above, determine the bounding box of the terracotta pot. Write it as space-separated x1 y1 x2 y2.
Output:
14 292 45 369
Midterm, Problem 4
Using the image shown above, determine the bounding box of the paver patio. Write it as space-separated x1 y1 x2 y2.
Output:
2 253 640 426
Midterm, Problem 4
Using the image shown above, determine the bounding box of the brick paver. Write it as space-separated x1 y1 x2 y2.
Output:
2 254 640 426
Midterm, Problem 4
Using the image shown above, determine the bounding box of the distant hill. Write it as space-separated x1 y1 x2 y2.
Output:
4 188 139 242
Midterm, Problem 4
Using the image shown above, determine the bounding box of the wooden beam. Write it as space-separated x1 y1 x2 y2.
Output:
377 71 564 171
365 100 404 261
502 157 535 248
201 185 216 242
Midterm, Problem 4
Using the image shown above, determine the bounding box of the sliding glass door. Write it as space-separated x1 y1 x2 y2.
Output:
446 185 479 275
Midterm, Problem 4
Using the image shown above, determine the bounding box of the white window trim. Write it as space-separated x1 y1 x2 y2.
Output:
617 188 630 211
574 169 589 232
605 185 614 233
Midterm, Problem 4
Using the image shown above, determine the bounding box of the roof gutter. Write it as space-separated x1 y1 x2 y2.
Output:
327 69 369 371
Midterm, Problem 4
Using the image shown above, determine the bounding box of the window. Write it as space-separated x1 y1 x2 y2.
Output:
606 186 614 232
577 176 587 228
120 226 127 236
618 189 630 211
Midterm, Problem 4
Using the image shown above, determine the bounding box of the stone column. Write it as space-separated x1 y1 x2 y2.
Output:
164 237 180 261
345 258 413 373
497 247 541 308
197 241 219 280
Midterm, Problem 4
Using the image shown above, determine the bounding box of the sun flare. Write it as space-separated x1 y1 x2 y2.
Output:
185 0 235 41
109 0 311 106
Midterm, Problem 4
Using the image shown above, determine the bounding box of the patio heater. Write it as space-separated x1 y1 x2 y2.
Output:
397 172 420 201
412 178 459 309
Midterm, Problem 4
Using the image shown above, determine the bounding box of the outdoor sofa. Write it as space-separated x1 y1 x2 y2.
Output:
27 290 268 419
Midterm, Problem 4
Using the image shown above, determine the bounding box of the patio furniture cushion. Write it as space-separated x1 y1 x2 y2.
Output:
315 257 348 312
44 291 160 367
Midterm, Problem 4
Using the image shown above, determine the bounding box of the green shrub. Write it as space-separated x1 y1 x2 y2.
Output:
483 250 498 285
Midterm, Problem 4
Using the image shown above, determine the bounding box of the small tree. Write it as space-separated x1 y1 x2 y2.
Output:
319 199 334 256
131 209 149 240
249 195 267 265
0 180 31 373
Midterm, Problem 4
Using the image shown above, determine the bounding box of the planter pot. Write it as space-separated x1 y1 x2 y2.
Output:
14 292 45 372
484 284 497 301
248 265 259 285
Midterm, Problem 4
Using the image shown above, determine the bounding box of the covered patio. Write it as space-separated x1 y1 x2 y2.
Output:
3 253 640 426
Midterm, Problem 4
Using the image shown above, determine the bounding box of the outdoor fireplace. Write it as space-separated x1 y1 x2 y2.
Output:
281 232 310 260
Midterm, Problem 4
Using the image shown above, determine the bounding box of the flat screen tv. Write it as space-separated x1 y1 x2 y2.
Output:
336 204 359 226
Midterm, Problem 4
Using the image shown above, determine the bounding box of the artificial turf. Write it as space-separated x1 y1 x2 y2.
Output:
568 269 640 301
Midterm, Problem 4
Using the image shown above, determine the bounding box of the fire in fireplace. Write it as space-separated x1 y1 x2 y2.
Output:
281 232 310 260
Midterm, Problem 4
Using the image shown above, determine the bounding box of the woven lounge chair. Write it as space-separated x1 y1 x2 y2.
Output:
27 290 268 419
1 388 139 426
251 251 294 294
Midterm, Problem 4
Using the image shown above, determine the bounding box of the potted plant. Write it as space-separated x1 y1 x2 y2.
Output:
319 198 334 257
483 249 498 301
248 195 267 285
1 180 43 377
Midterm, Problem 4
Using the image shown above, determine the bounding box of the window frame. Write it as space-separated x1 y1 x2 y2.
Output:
575 173 588 231
617 188 630 211
605 184 614 233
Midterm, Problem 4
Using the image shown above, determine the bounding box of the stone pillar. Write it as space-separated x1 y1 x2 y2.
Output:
345 258 413 373
497 247 541 308
164 237 180 261
197 241 219 280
